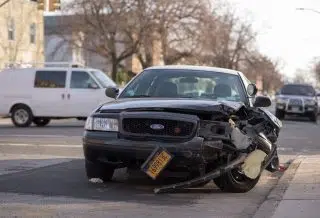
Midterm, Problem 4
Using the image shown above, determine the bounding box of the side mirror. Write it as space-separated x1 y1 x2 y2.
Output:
247 84 258 96
105 86 119 99
253 96 272 107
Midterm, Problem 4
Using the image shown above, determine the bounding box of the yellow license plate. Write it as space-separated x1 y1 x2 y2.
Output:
146 150 172 180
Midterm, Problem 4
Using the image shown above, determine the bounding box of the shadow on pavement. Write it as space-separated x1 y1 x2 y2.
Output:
0 159 227 206
0 159 278 207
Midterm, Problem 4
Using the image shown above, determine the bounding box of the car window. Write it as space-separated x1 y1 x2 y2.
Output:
119 69 248 104
70 71 98 89
239 72 251 92
90 70 117 88
34 70 66 88
281 84 315 96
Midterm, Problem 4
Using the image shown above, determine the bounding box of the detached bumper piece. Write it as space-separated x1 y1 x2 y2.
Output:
153 153 247 194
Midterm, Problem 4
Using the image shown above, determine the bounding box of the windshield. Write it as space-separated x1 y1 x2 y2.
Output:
281 84 315 96
90 70 117 88
119 69 248 104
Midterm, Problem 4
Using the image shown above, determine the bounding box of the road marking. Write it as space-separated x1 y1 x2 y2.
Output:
0 143 82 148
0 135 80 138
0 154 74 176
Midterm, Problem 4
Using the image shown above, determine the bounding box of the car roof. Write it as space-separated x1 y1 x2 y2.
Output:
145 65 240 75
1 67 97 72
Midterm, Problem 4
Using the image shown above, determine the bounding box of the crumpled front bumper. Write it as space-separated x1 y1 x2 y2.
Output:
83 130 205 170
276 103 317 114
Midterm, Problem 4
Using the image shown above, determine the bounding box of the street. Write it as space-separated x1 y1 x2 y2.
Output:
0 114 319 217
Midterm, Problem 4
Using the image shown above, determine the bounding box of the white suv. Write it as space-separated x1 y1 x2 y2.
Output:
275 84 318 122
0 63 117 127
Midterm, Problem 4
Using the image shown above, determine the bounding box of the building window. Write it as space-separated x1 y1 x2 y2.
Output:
30 23 36 44
7 18 15 41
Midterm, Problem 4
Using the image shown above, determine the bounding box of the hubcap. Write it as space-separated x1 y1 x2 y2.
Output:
14 109 29 125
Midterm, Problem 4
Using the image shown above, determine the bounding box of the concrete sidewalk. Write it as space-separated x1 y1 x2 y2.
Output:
271 155 320 218
255 155 320 218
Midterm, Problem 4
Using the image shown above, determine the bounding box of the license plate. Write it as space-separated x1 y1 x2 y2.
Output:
141 147 173 180
291 107 300 112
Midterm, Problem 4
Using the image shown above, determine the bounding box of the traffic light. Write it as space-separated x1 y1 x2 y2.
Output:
37 0 45 10
49 0 61 11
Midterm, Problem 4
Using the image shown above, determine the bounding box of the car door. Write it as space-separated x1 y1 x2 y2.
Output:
66 70 105 117
32 70 68 117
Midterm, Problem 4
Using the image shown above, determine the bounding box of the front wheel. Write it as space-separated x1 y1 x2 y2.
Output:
11 105 33 127
309 112 317 123
275 109 285 120
214 155 260 193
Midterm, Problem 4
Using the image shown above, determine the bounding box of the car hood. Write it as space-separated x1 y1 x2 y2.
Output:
98 98 246 114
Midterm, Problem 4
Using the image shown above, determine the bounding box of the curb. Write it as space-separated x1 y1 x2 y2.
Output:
252 156 304 218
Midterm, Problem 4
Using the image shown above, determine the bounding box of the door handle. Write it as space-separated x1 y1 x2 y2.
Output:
61 94 65 99
67 94 70 99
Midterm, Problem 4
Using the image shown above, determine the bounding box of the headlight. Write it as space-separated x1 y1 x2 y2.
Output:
85 117 93 130
85 117 119 132
304 99 316 105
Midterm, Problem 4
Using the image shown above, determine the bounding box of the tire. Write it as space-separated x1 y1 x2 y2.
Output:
309 112 317 123
11 105 33 127
33 118 50 127
275 109 285 120
213 155 260 193
85 159 115 182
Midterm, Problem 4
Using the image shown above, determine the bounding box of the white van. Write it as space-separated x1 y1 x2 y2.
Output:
0 64 117 127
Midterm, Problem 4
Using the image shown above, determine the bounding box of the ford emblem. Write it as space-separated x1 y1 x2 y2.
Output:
150 124 164 130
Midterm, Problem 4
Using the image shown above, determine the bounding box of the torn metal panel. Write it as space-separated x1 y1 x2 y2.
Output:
199 120 232 140
154 153 248 194
230 127 252 150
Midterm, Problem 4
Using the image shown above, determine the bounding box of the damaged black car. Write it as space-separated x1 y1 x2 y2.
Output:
83 65 282 194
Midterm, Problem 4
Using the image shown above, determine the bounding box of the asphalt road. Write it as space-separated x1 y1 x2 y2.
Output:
0 113 319 217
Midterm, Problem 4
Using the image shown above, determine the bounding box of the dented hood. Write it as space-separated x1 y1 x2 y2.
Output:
98 98 246 114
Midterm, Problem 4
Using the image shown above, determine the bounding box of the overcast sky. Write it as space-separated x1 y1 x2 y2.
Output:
228 0 320 79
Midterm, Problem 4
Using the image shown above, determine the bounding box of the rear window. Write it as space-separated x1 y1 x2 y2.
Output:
281 84 315 96
34 71 66 88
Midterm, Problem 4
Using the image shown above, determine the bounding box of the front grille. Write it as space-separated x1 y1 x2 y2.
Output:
122 118 195 137
288 98 303 106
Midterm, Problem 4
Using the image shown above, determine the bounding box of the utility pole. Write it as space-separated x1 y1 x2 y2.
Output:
0 0 10 8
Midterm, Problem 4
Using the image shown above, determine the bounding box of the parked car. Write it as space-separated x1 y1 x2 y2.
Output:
83 65 281 194
275 83 318 122
0 64 117 127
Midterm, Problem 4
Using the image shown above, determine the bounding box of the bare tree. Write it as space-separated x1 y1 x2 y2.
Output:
196 8 257 70
58 0 153 80
135 0 212 68
242 52 283 91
